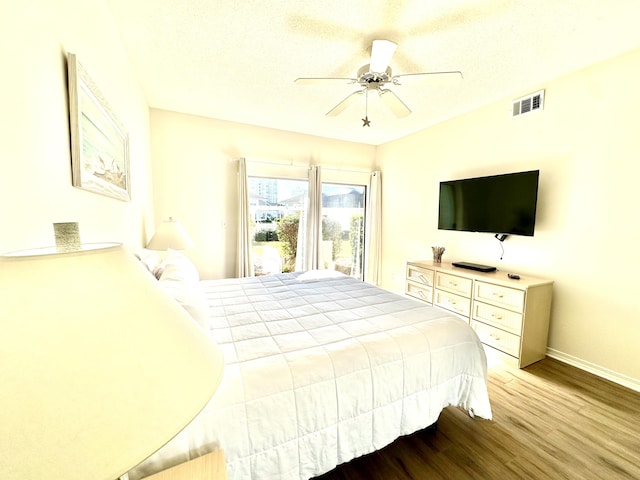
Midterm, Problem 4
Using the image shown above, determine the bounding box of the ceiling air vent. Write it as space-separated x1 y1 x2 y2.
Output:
512 90 545 118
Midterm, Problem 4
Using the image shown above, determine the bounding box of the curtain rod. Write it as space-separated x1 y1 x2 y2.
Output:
230 157 375 175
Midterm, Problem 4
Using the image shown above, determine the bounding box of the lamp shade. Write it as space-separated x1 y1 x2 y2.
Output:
0 244 224 480
147 218 194 250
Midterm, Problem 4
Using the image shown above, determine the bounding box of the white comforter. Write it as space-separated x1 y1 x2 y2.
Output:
129 271 492 480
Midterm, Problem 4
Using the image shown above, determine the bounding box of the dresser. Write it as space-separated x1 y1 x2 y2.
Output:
406 260 553 368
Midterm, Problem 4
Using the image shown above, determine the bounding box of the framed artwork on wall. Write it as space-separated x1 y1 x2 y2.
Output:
67 53 130 201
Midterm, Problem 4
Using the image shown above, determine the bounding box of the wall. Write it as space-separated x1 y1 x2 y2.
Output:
377 48 640 387
149 109 376 280
0 0 153 253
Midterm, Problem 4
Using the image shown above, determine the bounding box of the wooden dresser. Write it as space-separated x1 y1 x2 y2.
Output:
406 260 553 368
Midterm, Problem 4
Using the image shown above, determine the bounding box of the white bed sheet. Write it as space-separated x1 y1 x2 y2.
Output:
129 271 492 480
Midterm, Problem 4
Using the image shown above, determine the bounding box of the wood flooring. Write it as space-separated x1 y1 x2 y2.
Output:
314 355 640 480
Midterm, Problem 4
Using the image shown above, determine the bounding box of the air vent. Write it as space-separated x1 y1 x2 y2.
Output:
512 90 545 117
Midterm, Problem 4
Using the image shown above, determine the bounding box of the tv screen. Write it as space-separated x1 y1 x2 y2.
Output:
438 170 539 236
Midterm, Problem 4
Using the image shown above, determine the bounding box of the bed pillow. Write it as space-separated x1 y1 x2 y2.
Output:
157 252 211 330
133 248 163 278
157 250 200 282
158 278 211 330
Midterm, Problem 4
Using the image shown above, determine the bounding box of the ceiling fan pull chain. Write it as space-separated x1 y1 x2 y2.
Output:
362 88 371 127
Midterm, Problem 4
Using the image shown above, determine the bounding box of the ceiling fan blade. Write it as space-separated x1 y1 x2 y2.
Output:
378 88 411 118
295 77 357 85
393 70 464 82
326 89 364 117
370 40 397 73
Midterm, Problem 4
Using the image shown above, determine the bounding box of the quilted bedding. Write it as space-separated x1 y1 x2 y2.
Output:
129 270 492 480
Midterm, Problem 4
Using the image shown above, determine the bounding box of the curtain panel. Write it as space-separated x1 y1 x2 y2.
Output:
295 165 322 271
365 171 381 285
236 158 254 277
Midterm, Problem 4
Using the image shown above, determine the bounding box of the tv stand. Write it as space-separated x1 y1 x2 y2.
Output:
405 260 553 368
452 261 496 273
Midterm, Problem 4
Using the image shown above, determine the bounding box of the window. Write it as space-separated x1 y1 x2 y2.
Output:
248 176 366 279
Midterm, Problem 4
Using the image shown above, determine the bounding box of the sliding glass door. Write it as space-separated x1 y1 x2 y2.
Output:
321 183 366 279
248 176 366 279
249 177 307 275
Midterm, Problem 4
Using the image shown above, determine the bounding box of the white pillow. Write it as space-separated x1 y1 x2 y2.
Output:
157 250 200 282
133 248 163 277
157 251 211 330
158 278 211 330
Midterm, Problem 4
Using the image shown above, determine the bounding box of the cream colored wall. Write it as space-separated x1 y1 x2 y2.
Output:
377 48 640 384
149 109 376 279
0 1 153 253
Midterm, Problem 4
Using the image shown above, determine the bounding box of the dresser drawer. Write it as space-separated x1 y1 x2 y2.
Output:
472 301 523 336
471 320 521 358
435 272 473 297
406 281 433 303
434 289 471 318
474 281 525 312
406 264 434 287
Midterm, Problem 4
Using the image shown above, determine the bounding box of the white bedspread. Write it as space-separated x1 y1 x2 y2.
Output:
129 271 491 480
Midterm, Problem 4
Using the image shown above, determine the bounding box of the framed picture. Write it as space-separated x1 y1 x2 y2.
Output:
67 53 130 201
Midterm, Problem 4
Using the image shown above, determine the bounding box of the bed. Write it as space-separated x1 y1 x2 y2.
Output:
129 252 492 480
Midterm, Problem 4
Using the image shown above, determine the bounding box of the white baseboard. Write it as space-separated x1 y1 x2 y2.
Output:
546 348 640 393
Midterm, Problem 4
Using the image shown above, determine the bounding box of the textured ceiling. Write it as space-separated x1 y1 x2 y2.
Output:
107 0 640 145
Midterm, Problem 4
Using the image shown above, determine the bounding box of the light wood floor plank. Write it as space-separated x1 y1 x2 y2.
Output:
314 357 640 480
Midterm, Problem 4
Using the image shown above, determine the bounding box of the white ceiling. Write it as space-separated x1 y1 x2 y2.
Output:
106 0 640 146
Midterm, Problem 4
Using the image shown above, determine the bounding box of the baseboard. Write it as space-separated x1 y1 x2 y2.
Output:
546 347 640 393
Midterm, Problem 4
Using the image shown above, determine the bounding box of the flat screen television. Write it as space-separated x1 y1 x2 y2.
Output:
438 170 539 236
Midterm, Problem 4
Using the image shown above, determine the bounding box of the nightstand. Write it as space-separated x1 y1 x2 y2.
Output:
143 450 227 480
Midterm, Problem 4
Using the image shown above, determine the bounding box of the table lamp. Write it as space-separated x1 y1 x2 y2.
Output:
0 243 224 480
147 217 194 250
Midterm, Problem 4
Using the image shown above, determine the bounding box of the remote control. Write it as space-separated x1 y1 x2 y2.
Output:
508 273 520 280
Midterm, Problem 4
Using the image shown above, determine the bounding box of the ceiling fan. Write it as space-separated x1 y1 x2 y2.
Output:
295 40 462 126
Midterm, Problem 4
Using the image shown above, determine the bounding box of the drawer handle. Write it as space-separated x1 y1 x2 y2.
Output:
489 332 501 341
449 281 458 287
492 292 504 299
491 313 503 320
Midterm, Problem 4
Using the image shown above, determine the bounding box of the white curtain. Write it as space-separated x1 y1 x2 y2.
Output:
365 171 382 285
295 165 323 271
236 158 254 277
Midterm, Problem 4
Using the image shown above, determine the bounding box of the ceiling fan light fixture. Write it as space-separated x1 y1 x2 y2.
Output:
370 40 397 73
357 65 392 86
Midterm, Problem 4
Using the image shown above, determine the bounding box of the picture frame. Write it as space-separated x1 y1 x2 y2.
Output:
67 53 130 201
